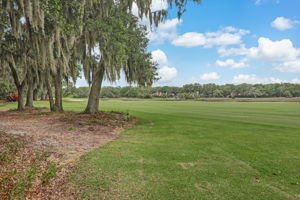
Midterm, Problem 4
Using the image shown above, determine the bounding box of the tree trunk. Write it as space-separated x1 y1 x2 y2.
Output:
84 62 105 114
33 89 38 101
40 92 45 100
8 61 26 111
45 71 55 111
25 80 34 108
17 86 25 111
53 68 63 112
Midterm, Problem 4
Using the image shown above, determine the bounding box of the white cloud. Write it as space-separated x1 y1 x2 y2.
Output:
247 37 300 62
232 74 283 84
151 0 168 12
149 18 182 44
205 28 249 47
171 32 206 47
132 0 168 17
172 26 249 48
199 72 221 81
249 38 300 62
268 77 284 83
271 17 295 31
291 78 300 84
151 49 168 66
255 0 262 6
255 0 280 6
233 74 258 84
216 59 247 69
158 67 178 82
151 49 177 82
132 1 178 45
274 60 300 73
218 44 249 57
219 38 300 69
131 4 140 17
219 37 300 74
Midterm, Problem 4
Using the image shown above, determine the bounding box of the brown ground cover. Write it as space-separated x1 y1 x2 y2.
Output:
0 109 135 199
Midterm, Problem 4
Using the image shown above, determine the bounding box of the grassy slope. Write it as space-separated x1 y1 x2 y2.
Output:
1 100 300 199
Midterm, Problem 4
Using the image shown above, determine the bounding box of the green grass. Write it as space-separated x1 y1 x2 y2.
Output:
42 162 58 185
1 100 300 199
11 164 37 199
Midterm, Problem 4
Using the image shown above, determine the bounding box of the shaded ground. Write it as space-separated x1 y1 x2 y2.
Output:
0 109 134 199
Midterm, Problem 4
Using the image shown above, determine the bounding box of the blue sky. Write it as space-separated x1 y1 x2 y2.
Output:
77 0 300 87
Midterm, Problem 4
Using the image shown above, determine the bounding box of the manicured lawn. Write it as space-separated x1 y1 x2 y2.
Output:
1 100 300 199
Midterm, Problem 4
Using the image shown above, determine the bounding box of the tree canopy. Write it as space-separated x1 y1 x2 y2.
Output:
1 0 200 112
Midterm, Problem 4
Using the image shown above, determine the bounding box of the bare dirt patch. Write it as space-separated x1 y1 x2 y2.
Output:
0 109 135 199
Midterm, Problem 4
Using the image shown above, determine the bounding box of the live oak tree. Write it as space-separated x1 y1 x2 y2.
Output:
1 0 48 110
79 6 157 114
0 0 82 110
0 0 200 112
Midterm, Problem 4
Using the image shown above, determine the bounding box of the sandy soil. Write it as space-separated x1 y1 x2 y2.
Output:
0 109 134 199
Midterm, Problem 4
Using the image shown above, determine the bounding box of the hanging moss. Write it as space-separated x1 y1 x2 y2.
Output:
1 0 199 111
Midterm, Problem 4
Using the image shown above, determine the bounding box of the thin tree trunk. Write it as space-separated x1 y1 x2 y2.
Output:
40 92 45 100
33 89 38 101
17 86 25 110
25 80 34 108
85 62 105 114
8 61 27 111
53 68 63 112
45 71 55 111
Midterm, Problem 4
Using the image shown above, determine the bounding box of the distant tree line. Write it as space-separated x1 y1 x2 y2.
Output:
61 83 300 99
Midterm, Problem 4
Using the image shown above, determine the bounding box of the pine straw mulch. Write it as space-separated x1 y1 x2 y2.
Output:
0 109 136 200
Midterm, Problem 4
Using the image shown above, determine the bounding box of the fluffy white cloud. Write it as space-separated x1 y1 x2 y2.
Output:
151 0 168 11
132 1 179 45
218 44 249 57
232 74 283 84
218 37 300 71
132 0 168 17
255 0 281 6
219 37 300 74
149 18 182 44
247 37 300 62
291 78 300 84
219 38 300 61
158 67 178 82
233 74 257 84
271 17 294 31
151 49 177 82
172 26 249 48
131 4 140 17
205 28 249 47
171 32 206 47
274 60 300 73
151 49 168 66
199 72 221 81
216 59 247 69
